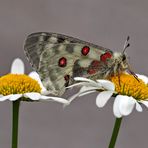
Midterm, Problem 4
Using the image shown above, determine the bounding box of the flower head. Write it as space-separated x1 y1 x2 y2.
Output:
0 74 41 96
0 58 68 104
110 73 148 100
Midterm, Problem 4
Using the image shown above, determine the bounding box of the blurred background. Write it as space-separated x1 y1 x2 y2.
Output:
0 0 148 147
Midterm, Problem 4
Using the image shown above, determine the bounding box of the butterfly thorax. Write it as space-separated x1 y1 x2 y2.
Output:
107 52 129 77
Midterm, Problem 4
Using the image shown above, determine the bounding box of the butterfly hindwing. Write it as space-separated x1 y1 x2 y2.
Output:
24 32 113 96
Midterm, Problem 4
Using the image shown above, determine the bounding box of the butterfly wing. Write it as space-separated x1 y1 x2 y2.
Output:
24 32 113 96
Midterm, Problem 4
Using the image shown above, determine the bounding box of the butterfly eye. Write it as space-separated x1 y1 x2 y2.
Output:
122 55 126 61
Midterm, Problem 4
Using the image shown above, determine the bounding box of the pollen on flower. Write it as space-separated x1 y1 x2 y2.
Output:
110 73 148 100
0 74 41 96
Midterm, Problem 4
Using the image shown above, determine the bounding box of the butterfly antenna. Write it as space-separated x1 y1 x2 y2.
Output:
128 66 140 82
123 36 130 53
117 69 121 87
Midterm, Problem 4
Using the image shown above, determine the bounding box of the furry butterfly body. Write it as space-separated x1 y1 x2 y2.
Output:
24 32 129 96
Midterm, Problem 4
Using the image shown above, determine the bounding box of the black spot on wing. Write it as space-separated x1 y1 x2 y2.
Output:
65 44 74 53
57 37 65 43
64 75 70 87
43 35 51 42
72 60 87 77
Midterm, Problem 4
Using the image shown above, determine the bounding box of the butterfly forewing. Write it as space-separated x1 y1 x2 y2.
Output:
24 32 113 96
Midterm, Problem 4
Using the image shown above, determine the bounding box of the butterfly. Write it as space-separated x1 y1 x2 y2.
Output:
24 32 132 96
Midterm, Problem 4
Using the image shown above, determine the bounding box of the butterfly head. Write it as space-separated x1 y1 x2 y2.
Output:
111 36 138 81
112 36 131 73
112 52 129 73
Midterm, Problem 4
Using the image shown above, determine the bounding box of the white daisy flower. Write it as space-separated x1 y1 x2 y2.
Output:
106 73 148 118
0 58 68 104
68 73 148 118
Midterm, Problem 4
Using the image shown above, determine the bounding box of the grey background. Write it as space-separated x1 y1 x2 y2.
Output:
0 0 148 147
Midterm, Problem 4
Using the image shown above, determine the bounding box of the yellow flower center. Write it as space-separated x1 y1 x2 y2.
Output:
110 73 148 100
0 74 41 96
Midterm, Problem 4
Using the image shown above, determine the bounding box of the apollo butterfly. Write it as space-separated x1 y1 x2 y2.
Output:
24 32 132 96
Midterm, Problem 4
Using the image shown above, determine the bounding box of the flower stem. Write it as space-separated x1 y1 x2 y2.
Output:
108 118 123 148
12 100 20 148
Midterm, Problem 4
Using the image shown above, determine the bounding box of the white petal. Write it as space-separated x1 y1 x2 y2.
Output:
79 86 97 93
137 74 148 84
74 77 100 87
140 100 148 108
0 95 12 101
96 91 113 107
66 82 88 89
79 90 96 97
67 92 81 104
77 86 98 97
41 90 52 95
97 80 115 91
66 86 98 105
74 77 96 83
24 92 41 100
40 96 69 104
29 71 47 92
11 58 25 74
135 101 143 112
113 96 122 118
119 96 136 116
73 77 103 89
29 71 40 79
9 94 22 101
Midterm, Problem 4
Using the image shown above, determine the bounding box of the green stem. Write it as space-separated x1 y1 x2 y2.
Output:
12 100 20 148
108 118 123 148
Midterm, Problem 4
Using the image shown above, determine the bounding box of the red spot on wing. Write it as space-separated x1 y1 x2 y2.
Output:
81 46 90 56
100 52 112 62
59 57 67 67
92 60 100 67
87 69 96 75
87 60 100 75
